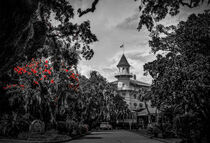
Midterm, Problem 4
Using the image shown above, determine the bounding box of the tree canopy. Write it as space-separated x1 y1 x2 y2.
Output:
136 0 210 31
138 1 210 141
0 0 99 77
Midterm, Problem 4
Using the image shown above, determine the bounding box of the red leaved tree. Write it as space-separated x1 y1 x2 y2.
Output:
3 58 79 125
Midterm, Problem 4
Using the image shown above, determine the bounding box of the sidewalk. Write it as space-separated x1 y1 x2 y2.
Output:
0 132 91 143
130 129 182 143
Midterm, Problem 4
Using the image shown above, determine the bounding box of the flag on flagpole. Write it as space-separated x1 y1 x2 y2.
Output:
120 44 124 48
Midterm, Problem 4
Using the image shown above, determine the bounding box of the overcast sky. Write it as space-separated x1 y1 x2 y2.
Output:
70 0 208 83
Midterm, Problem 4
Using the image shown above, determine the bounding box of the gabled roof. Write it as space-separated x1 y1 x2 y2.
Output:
130 80 150 87
117 54 130 67
137 107 157 115
110 80 118 85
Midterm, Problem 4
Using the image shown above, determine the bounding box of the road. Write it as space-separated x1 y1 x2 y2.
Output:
67 130 162 143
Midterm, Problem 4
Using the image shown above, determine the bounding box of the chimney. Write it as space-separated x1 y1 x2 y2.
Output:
134 74 136 80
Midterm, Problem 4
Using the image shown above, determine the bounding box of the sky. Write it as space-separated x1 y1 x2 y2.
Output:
70 0 209 83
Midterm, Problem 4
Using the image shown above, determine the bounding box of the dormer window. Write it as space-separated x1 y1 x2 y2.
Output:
122 92 126 96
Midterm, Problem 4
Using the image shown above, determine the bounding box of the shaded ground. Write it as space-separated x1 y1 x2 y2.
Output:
67 130 163 143
131 129 181 143
0 130 181 143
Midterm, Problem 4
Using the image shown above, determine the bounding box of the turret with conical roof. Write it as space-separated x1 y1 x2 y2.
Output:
117 54 130 67
115 54 133 79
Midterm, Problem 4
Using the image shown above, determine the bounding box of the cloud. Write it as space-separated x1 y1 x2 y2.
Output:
116 13 139 30
77 60 116 81
126 50 154 63
101 67 115 73
77 61 95 78
70 0 95 10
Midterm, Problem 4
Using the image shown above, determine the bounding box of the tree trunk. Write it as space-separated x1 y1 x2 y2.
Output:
144 101 151 124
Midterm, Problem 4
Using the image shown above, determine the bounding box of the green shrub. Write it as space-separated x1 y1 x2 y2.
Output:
0 113 29 137
147 123 161 137
78 124 89 134
57 121 68 134
161 122 175 138
147 122 175 138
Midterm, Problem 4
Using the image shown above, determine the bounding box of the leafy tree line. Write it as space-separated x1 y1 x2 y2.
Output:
135 0 210 142
0 66 129 136
0 0 100 137
79 71 129 129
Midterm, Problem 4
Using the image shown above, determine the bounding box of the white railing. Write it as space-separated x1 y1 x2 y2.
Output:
117 86 133 90
114 72 133 77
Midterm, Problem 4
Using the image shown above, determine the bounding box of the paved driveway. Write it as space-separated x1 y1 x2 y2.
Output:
67 130 162 143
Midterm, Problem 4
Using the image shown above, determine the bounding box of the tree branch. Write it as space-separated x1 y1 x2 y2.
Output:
179 0 193 8
78 0 99 17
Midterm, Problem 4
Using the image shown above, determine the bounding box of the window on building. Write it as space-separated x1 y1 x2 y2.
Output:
122 92 126 96
139 103 143 108
133 94 136 99
133 103 137 108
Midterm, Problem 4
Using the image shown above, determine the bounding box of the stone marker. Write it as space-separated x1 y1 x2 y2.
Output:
29 120 45 134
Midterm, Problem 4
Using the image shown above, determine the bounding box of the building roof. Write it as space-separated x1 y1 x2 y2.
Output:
110 79 150 87
117 54 130 67
110 80 118 85
137 107 158 116
130 80 150 87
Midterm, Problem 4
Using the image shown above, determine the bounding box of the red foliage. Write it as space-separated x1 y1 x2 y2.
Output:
34 81 38 85
50 79 54 83
3 58 80 93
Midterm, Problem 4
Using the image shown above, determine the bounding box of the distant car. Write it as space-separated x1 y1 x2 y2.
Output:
100 122 112 130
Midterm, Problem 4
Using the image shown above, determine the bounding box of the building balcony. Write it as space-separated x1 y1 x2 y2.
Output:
117 86 133 91
114 72 133 78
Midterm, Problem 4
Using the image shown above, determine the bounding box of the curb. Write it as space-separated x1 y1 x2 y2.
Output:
0 138 72 143
68 131 91 141
0 132 91 143
129 130 181 143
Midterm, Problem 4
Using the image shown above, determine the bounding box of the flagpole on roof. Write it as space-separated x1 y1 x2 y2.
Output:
120 44 124 54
